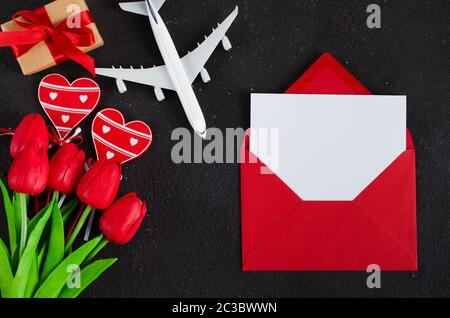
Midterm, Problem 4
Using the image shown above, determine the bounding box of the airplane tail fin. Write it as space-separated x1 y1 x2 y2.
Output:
119 0 166 16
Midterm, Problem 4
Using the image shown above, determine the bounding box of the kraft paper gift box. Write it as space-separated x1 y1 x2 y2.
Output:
0 0 103 75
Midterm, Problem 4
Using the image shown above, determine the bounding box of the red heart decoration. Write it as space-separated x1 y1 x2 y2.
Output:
38 74 101 139
92 108 153 164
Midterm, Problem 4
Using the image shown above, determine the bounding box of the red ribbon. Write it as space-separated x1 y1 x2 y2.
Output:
0 7 96 75
0 128 15 134
48 126 83 147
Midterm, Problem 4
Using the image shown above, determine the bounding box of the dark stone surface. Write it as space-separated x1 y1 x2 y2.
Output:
0 0 449 298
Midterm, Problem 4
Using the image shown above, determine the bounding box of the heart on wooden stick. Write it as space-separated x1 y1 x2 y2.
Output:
92 108 153 164
38 74 101 140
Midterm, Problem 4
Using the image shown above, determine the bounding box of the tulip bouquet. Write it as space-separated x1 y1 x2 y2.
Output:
0 114 147 298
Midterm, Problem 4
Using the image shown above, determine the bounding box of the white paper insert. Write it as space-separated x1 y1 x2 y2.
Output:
250 94 406 201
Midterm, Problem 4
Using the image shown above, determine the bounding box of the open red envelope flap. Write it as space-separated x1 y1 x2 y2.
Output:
286 53 370 95
241 53 417 271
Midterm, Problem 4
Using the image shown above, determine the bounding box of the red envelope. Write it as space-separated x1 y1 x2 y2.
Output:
241 53 417 271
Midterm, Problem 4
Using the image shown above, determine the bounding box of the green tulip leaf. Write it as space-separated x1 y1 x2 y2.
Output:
61 198 79 224
58 258 117 298
0 238 13 296
0 175 16 254
23 251 38 298
12 194 19 241
33 235 103 298
41 201 65 280
8 196 54 298
37 241 48 274
27 203 50 235
14 192 30 257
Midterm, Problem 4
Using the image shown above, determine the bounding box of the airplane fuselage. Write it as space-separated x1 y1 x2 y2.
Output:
146 1 207 138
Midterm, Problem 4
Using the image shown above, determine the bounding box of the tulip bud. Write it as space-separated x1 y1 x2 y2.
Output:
47 143 86 195
76 159 121 210
10 114 48 158
8 144 49 195
99 193 147 245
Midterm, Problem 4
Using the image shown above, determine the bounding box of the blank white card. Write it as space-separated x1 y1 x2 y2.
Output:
250 94 406 201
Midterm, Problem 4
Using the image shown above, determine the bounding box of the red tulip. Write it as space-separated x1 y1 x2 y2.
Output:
47 143 86 195
8 144 49 195
10 114 48 158
99 193 147 245
76 159 121 210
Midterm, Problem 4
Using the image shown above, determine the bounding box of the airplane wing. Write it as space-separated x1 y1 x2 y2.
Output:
181 6 239 84
95 65 175 91
119 0 166 15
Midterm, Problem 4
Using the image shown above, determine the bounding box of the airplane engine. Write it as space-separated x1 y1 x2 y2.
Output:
222 35 232 51
154 87 165 102
116 79 127 94
200 68 211 83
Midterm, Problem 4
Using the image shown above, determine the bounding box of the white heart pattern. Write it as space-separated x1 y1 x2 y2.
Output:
102 125 111 134
61 115 70 123
79 95 88 103
106 151 115 159
130 138 139 146
49 92 58 100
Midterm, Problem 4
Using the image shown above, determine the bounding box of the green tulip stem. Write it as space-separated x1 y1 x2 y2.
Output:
64 205 92 254
83 235 109 266
18 192 29 258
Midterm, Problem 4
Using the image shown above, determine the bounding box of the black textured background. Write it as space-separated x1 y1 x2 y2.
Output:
1 0 450 298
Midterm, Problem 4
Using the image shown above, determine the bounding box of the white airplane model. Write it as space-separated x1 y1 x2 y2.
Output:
95 0 239 139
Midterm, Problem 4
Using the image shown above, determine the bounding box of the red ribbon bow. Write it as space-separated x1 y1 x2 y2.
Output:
48 125 83 147
0 7 96 75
